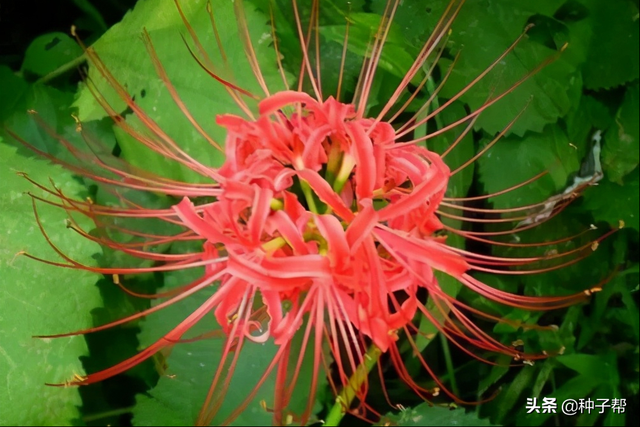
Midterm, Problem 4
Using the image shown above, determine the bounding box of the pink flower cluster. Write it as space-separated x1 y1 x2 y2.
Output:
173 90 467 355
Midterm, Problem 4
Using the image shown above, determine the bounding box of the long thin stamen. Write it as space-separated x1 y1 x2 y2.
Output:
10 1 617 425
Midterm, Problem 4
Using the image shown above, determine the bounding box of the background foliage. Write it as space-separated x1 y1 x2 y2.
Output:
0 0 638 426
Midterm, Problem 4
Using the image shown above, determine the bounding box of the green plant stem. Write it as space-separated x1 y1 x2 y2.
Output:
35 53 87 84
300 180 319 213
439 332 459 397
324 344 383 426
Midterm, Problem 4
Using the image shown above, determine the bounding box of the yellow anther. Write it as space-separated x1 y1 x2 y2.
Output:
73 373 87 382
585 287 602 296
71 114 82 132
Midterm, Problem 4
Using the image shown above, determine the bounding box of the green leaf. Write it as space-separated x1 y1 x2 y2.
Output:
429 102 476 201
21 33 83 78
602 84 640 184
1 54 84 159
564 94 613 155
132 268 324 426
377 403 495 426
518 351 620 426
438 0 579 136
583 166 639 232
71 0 108 32
495 365 538 423
582 0 640 90
0 66 29 122
557 354 613 378
0 143 102 425
371 0 445 45
133 289 281 426
477 124 580 210
319 18 416 82
73 0 288 182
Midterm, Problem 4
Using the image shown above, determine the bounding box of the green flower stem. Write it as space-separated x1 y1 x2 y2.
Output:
324 344 383 426
332 155 355 195
325 142 343 188
439 332 459 397
300 180 319 213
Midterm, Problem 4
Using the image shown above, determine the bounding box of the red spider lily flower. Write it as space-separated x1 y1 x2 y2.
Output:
9 0 616 425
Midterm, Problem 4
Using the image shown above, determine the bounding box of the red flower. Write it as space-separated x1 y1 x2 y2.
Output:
10 0 615 425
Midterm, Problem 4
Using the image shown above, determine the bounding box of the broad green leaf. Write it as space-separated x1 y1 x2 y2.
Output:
564 94 613 157
21 33 83 78
477 356 510 396
371 0 447 45
578 271 640 349
0 66 29 122
477 124 580 210
71 0 109 32
437 0 579 136
494 365 538 423
249 0 368 99
557 354 614 378
428 102 476 201
602 84 640 184
515 375 594 427
518 351 620 426
372 0 578 136
74 0 288 182
319 21 416 82
133 288 281 426
0 75 78 158
583 166 639 232
0 143 102 425
377 403 495 426
133 266 324 426
582 0 640 90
